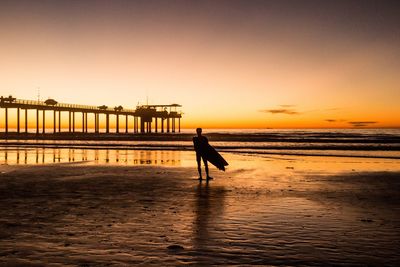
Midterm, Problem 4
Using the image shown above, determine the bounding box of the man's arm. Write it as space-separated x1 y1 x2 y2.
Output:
193 136 199 152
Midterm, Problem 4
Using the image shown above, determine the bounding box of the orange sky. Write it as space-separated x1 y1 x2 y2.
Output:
1 0 399 129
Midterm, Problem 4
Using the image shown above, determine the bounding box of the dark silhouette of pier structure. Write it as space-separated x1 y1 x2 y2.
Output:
0 95 182 134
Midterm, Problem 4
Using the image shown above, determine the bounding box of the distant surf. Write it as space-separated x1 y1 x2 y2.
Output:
1 129 400 159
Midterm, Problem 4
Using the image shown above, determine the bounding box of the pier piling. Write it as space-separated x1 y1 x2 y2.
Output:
25 109 28 133
17 108 20 133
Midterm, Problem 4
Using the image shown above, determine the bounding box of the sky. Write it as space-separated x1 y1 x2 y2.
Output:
0 0 399 129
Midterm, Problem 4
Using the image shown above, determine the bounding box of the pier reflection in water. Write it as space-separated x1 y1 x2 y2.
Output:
0 148 181 166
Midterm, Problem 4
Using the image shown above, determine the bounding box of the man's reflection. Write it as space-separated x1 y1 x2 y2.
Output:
193 182 226 257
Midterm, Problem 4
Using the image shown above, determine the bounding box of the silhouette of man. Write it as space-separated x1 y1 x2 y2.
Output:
193 128 213 181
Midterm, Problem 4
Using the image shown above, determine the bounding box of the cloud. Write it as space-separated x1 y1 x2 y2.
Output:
260 105 345 118
348 121 378 127
259 108 300 115
325 119 347 123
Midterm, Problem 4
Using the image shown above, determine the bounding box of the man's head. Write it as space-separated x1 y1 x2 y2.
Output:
196 128 202 136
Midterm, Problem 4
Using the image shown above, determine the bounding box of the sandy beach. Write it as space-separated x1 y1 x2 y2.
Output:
2 0 400 265
1 151 399 266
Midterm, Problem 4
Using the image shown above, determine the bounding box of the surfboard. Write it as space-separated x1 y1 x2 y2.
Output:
203 144 229 171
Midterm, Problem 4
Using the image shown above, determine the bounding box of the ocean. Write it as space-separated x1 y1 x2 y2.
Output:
1 129 399 165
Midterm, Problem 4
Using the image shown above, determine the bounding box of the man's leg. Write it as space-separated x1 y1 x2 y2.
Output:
203 157 212 180
196 154 202 179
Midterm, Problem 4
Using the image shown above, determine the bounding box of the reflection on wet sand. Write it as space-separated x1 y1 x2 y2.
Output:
193 182 226 262
0 148 181 166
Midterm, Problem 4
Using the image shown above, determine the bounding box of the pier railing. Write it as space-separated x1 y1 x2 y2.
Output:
11 98 137 113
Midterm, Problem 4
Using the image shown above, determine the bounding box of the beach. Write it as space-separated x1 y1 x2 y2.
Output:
2 0 400 264
1 150 400 266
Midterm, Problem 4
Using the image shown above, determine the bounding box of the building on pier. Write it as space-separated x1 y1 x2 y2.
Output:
0 95 182 134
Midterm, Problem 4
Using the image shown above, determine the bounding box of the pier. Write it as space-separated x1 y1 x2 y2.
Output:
0 95 182 134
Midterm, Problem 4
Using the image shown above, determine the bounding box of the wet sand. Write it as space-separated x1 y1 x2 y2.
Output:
0 153 400 266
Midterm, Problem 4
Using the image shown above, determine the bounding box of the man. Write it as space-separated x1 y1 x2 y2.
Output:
193 128 213 181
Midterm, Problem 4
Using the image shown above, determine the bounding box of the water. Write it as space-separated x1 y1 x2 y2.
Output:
1 129 400 160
